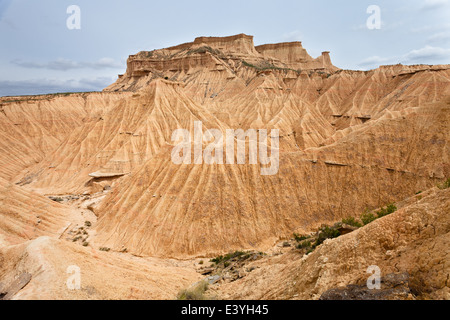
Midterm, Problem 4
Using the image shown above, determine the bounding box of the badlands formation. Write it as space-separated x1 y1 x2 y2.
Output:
0 34 449 300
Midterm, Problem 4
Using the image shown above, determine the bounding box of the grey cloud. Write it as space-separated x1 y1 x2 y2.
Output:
427 31 450 43
11 58 124 71
0 0 12 21
421 0 449 10
0 77 115 97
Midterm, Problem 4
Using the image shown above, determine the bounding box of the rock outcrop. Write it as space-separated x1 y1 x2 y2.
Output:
319 273 414 300
104 33 338 92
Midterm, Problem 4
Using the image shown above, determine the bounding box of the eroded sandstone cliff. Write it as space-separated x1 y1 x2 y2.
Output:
0 34 448 299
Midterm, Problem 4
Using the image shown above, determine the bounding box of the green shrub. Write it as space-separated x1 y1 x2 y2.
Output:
210 255 223 264
360 210 377 225
210 251 248 265
187 46 223 56
376 204 397 218
297 240 312 249
438 178 450 190
341 217 362 228
242 60 258 69
313 225 340 248
319 225 341 238
293 233 309 242
242 60 296 73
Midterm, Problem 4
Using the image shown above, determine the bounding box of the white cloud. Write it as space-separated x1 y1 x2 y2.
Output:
352 20 403 32
411 23 450 34
422 0 449 10
359 56 393 67
282 30 303 42
403 45 450 62
358 45 450 69
352 24 368 31
428 32 450 43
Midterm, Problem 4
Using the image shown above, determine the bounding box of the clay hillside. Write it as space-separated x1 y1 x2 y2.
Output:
0 34 449 300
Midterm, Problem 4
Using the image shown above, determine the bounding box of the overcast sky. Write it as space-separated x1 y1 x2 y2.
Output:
0 0 449 96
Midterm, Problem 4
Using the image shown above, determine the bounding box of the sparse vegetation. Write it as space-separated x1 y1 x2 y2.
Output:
1 92 96 104
293 233 309 242
314 225 341 248
177 280 209 300
142 51 154 58
242 60 299 73
187 46 225 57
293 203 398 255
49 196 64 203
376 204 397 218
204 250 265 283
360 210 377 225
438 178 450 190
84 221 92 227
297 240 312 249
294 224 341 253
242 60 259 69
360 204 398 225
282 241 291 247
341 216 362 228
210 250 249 265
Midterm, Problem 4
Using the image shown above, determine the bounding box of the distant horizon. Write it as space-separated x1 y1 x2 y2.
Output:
1 62 447 99
1 0 449 96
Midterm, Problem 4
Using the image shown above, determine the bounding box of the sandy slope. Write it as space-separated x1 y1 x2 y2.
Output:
212 187 450 300
0 236 201 300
